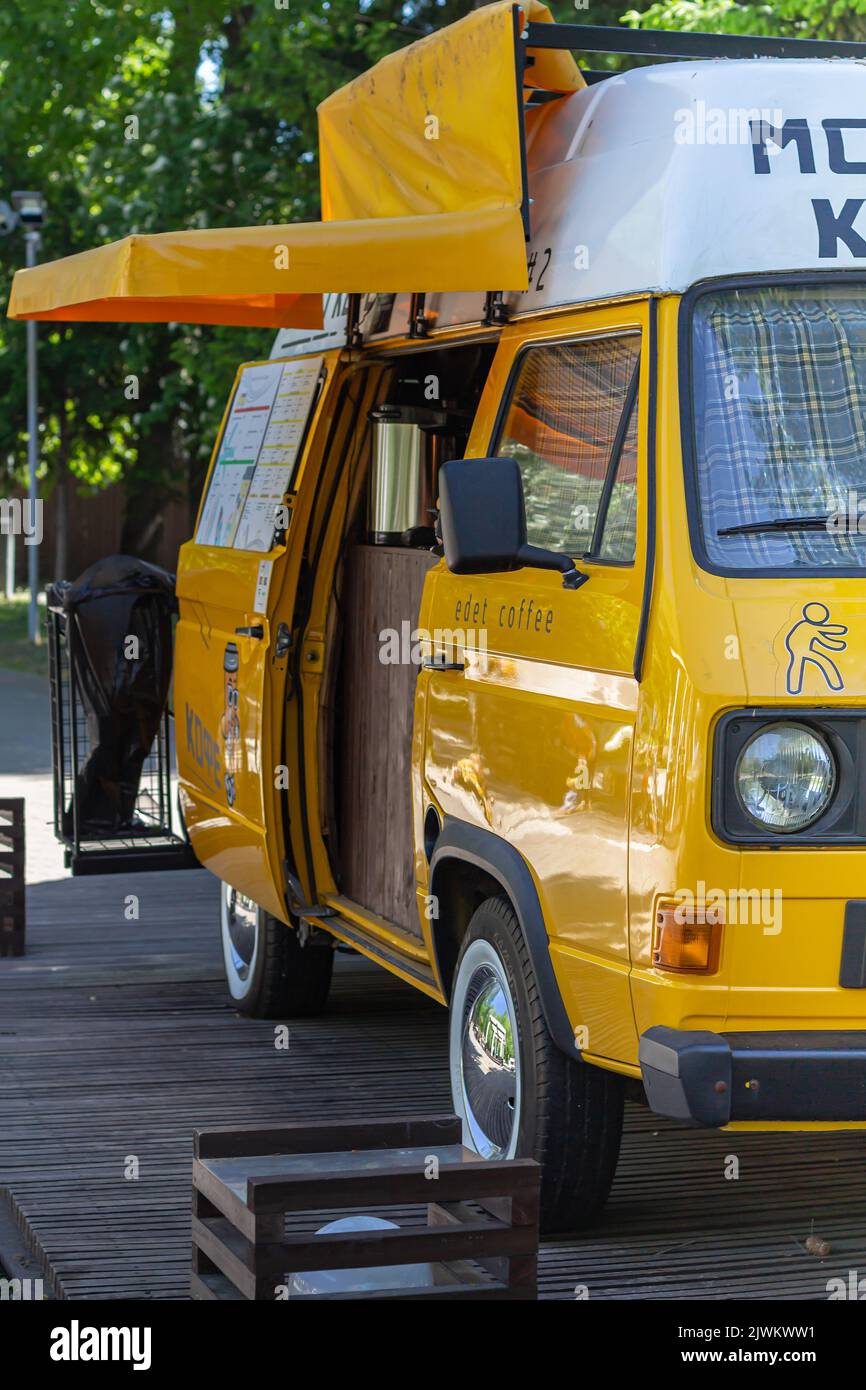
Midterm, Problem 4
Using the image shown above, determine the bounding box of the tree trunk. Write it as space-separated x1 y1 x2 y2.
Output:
54 410 70 582
54 469 68 582
121 329 175 562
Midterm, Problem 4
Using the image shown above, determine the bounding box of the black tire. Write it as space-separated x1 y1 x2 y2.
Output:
449 895 624 1233
220 882 334 1019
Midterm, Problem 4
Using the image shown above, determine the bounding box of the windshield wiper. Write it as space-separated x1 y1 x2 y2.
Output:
717 514 831 538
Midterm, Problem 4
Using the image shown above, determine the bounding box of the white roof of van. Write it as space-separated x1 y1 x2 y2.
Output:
272 57 866 356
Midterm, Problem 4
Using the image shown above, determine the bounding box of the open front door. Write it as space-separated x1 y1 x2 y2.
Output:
175 350 338 920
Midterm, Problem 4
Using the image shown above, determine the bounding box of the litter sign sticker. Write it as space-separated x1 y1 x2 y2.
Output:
784 602 848 694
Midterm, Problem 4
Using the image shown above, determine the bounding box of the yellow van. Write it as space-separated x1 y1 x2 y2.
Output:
13 8 866 1232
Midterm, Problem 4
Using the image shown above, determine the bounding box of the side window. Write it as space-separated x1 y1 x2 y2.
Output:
495 334 641 562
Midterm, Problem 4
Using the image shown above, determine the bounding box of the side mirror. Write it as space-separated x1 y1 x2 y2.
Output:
437 457 587 589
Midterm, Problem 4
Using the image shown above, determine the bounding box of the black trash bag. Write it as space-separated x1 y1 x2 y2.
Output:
51 555 177 837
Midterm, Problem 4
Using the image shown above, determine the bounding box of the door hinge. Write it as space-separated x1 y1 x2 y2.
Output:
274 622 292 659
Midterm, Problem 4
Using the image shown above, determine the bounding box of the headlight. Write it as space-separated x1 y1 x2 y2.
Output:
735 723 836 833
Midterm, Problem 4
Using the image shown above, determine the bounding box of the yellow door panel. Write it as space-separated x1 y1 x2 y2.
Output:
422 300 652 1063
175 563 281 915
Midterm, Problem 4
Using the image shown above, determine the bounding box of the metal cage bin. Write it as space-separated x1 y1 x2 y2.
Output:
47 579 197 877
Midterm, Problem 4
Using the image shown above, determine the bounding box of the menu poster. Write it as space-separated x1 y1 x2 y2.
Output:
196 362 283 548
196 356 323 552
233 355 323 552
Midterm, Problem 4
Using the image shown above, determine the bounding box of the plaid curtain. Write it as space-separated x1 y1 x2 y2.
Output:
694 286 866 568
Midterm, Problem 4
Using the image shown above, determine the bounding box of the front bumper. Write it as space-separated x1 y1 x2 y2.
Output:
639 1026 866 1126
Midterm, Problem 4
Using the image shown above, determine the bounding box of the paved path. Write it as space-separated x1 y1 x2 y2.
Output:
0 667 64 884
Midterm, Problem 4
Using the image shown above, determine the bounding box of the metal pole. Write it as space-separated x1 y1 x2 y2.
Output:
24 229 39 642
2 518 12 598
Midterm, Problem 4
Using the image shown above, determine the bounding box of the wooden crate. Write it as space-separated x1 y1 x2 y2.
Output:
0 799 25 958
191 1114 539 1301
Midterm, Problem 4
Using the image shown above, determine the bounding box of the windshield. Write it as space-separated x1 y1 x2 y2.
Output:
690 283 866 571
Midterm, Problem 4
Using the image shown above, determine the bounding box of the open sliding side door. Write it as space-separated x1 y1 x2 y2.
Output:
175 349 342 921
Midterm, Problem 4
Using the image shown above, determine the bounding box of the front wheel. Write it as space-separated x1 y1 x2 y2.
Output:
219 882 333 1018
449 896 624 1233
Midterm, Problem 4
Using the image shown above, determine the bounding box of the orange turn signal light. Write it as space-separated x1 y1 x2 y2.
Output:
653 902 722 975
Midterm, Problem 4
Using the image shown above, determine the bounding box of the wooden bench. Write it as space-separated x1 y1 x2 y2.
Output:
191 1114 539 1300
0 799 25 958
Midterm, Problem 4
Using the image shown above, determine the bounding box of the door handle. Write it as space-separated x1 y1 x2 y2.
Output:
235 624 264 639
422 658 466 671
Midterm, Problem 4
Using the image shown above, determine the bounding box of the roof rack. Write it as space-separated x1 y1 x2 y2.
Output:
523 22 866 65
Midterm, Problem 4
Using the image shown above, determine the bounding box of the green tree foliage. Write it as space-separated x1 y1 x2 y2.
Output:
627 0 866 41
4 0 851 571
0 0 643 571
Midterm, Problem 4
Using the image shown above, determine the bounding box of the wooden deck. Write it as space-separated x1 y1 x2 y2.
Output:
1 868 865 1300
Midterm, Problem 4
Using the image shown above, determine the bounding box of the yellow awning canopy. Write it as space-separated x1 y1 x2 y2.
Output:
8 2 583 328
318 0 582 225
7 208 528 327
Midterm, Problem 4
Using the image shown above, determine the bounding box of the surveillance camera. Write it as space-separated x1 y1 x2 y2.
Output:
11 190 46 228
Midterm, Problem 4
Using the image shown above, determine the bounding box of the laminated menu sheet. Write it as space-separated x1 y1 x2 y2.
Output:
196 355 324 551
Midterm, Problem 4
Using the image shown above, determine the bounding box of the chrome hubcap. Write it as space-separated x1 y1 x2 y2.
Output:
459 958 519 1159
224 886 258 980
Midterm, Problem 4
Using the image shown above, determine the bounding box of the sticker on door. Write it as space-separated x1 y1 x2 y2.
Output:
254 559 273 615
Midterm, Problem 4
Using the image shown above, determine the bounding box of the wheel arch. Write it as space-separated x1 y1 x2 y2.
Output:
428 817 580 1061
